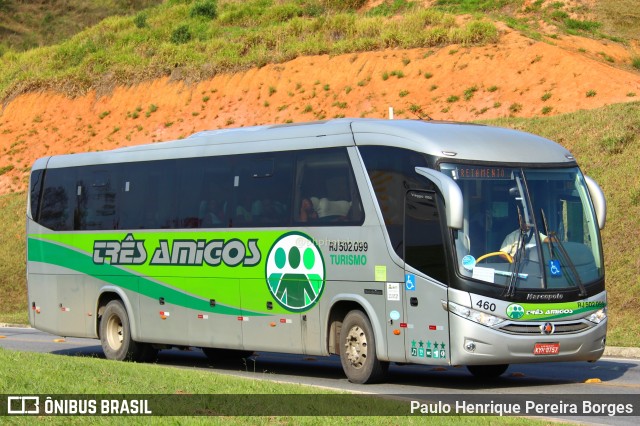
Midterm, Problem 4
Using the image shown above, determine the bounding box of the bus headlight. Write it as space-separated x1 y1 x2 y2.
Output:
448 301 505 327
586 307 607 324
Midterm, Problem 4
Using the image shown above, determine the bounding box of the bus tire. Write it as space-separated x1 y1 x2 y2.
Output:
100 300 153 362
466 364 509 379
339 310 389 384
202 348 254 363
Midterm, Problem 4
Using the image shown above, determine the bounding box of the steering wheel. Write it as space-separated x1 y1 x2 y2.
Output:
476 251 513 264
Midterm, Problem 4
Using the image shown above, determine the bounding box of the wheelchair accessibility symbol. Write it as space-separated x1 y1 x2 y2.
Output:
405 274 416 291
549 260 562 277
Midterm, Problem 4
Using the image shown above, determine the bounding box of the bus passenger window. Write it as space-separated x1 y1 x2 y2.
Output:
294 148 363 225
232 153 293 227
38 168 76 231
76 167 118 230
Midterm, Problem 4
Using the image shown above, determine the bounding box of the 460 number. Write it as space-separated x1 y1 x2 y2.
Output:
476 300 496 312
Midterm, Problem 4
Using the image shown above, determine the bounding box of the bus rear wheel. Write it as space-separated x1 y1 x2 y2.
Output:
100 300 157 362
466 364 509 379
339 310 389 384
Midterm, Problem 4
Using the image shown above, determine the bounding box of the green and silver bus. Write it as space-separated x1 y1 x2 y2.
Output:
27 119 607 383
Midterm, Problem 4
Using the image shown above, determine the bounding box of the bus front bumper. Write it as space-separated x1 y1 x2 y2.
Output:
449 313 607 366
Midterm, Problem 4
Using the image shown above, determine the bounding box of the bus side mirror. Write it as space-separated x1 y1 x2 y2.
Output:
414 167 463 229
584 175 606 230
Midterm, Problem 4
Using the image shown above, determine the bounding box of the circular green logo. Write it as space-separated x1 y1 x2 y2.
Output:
506 304 525 319
265 232 325 312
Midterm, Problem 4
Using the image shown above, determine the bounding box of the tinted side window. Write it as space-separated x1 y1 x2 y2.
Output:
29 169 44 220
405 190 447 283
232 152 294 227
39 168 76 231
76 165 119 230
119 160 177 229
194 156 235 228
359 146 430 255
294 148 364 226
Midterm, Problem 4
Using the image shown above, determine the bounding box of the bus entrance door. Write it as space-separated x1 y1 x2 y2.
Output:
403 190 450 365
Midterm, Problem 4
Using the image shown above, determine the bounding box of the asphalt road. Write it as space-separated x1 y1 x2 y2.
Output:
1 326 639 424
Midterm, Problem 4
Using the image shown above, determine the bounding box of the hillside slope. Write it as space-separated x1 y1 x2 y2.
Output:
0 25 638 194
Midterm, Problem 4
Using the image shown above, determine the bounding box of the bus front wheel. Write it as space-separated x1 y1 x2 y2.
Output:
339 310 389 384
466 364 509 379
100 300 156 362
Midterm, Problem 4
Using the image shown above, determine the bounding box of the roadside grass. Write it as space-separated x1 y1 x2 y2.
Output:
1 102 639 347
0 192 26 324
0 348 542 425
0 0 499 102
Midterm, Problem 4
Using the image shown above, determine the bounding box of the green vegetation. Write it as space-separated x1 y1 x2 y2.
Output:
0 0 500 102
508 103 522 114
0 0 163 52
433 0 639 43
594 0 640 42
463 85 477 101
0 164 15 175
367 0 416 17
0 192 25 323
0 349 548 425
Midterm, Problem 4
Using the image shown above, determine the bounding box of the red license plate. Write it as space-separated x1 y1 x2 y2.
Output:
533 342 559 355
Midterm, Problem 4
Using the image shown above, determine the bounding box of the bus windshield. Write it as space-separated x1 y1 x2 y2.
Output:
440 164 603 292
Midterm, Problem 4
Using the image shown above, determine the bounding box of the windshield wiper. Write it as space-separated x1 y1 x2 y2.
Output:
540 208 587 297
504 206 527 298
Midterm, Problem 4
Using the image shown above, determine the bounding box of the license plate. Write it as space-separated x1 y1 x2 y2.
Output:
534 342 559 355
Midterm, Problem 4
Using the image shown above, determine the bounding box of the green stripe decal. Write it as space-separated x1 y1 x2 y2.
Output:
28 237 264 317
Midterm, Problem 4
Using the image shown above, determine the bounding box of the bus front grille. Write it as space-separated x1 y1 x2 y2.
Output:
499 321 590 335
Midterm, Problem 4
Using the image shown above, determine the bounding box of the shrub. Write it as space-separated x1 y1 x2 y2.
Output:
190 0 218 19
133 12 147 29
463 85 478 101
170 25 192 44
323 0 367 11
509 103 522 113
0 165 14 176
564 19 601 32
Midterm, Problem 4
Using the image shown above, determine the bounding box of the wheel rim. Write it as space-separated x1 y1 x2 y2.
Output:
344 325 367 369
105 314 123 351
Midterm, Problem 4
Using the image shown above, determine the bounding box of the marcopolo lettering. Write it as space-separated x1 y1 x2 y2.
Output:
92 235 261 267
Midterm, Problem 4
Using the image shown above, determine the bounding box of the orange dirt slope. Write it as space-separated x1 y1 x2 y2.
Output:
1 26 639 195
